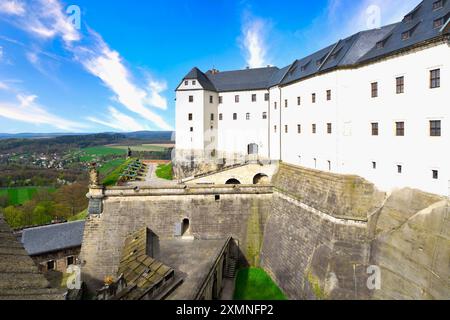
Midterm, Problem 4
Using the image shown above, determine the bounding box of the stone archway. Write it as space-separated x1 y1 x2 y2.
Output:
253 173 269 185
225 178 241 185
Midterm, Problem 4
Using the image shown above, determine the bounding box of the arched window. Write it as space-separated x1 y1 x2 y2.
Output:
182 218 191 236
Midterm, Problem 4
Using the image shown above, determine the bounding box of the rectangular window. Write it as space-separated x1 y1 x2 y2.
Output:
432 170 439 180
326 90 331 101
192 80 196 85
235 95 240 103
184 80 188 86
372 162 377 169
371 123 379 136
219 96 223 104
188 113 193 121
252 94 257 102
312 124 316 134
396 122 405 136
262 112 267 120
246 113 250 120
430 69 440 88
219 113 223 121
430 120 441 136
233 113 237 120
285 125 288 133
285 99 288 108
189 95 194 103
274 125 277 133
433 0 443 10
397 165 402 174
312 93 316 103
190 127 193 132
371 82 378 98
297 96 301 106
274 102 277 110
264 93 269 101
327 123 332 134
209 96 213 103
297 124 301 134
47 260 55 271
396 76 404 94
67 256 74 266
210 113 214 121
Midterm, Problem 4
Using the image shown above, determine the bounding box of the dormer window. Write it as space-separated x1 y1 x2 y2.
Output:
376 41 384 49
301 60 311 72
433 0 443 10
192 80 196 85
401 30 411 40
289 65 297 76
184 80 188 85
404 14 413 23
434 17 445 28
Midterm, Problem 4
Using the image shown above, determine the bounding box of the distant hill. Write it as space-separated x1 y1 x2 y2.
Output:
0 131 174 141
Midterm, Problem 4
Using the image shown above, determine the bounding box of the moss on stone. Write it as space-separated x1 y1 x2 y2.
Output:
307 271 327 300
245 199 263 266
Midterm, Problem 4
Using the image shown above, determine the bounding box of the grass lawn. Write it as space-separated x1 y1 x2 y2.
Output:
155 162 173 180
102 158 135 186
110 144 169 152
233 268 287 300
79 146 126 162
0 187 56 206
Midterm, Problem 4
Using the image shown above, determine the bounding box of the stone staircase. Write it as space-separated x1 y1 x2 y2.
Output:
224 257 237 278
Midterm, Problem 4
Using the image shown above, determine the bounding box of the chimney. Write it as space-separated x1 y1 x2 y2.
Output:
210 68 220 75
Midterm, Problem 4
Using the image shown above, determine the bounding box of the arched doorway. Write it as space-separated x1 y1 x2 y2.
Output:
225 178 241 185
253 173 269 185
182 218 191 236
247 143 259 155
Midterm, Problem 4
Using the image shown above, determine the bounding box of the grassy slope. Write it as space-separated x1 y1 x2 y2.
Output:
102 158 134 186
68 209 88 222
155 162 173 180
233 268 287 300
99 159 126 175
0 187 56 206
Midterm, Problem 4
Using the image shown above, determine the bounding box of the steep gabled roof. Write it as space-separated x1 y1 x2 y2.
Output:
21 220 85 256
0 215 63 300
359 0 450 63
182 67 216 91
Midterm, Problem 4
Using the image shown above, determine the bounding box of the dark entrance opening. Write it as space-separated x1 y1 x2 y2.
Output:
182 218 191 236
247 143 259 155
253 173 269 185
225 178 241 185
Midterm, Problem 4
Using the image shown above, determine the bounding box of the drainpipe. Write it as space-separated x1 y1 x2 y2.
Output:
279 86 282 162
267 89 271 162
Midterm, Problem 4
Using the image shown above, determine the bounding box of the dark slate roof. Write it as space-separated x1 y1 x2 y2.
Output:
21 221 85 256
183 67 216 91
359 0 450 63
179 0 449 91
205 67 279 92
0 214 63 300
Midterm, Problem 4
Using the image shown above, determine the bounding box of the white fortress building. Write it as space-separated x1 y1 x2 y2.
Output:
175 0 450 196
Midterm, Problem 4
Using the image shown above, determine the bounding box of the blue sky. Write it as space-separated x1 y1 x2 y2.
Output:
0 0 420 133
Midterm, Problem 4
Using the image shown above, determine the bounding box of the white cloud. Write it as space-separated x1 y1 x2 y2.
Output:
0 46 3 61
241 18 270 68
0 0 25 16
0 82 9 91
73 32 172 130
1 0 173 131
87 107 149 132
0 94 86 131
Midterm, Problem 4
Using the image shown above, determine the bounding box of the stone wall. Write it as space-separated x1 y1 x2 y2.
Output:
261 192 371 300
80 186 272 290
273 162 386 221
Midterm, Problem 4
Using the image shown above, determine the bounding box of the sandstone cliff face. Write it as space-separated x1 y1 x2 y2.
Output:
369 189 449 300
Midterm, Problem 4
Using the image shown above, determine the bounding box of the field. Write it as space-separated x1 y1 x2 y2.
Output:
99 159 127 175
233 268 287 300
102 158 135 187
77 146 126 162
109 144 174 152
0 187 56 206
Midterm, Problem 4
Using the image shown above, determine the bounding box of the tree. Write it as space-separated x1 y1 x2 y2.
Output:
32 204 53 225
0 195 8 208
53 183 88 217
3 206 24 229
